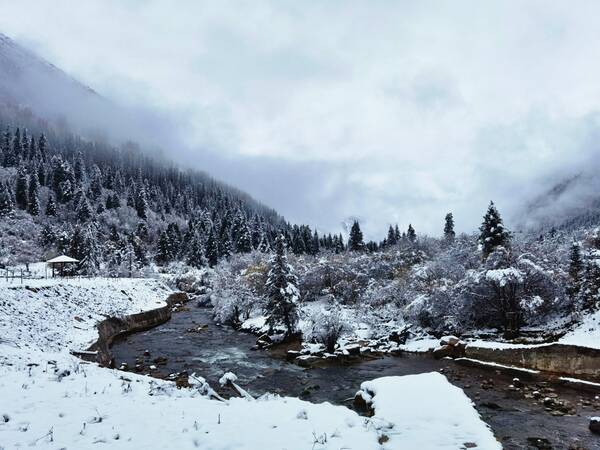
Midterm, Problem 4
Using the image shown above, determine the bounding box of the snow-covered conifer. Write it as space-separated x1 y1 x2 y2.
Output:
265 234 299 336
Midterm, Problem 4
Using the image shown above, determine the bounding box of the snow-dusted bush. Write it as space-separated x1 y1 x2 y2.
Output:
212 266 261 327
306 303 349 353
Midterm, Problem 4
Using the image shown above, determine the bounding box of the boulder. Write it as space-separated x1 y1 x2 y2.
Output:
256 334 273 349
295 355 321 367
433 345 454 359
345 344 361 356
433 344 465 359
353 390 374 416
166 292 189 306
440 335 460 346
590 417 600 435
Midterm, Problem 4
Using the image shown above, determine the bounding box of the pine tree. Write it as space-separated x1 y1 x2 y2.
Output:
567 242 583 298
89 165 103 200
38 134 47 162
265 234 299 336
14 167 28 209
0 128 10 167
577 252 600 311
311 230 320 255
236 222 253 253
0 182 14 216
387 225 397 246
156 231 171 265
135 175 148 219
187 232 205 268
407 224 417 243
258 236 271 253
206 229 219 267
334 233 345 254
348 221 364 251
45 195 57 216
78 227 102 275
27 174 40 216
443 212 455 243
77 196 93 222
478 201 510 258
6 128 21 167
74 151 87 183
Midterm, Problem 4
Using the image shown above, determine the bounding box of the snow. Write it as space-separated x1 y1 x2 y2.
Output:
464 340 549 350
454 358 541 374
398 337 440 353
0 351 379 450
485 268 524 286
0 277 500 449
560 309 600 350
0 278 170 352
559 377 600 388
357 373 501 449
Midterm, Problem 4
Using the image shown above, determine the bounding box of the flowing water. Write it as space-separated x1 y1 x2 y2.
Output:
112 306 600 449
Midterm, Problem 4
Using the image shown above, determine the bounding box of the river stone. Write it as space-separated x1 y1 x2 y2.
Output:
526 437 552 449
295 355 321 367
433 345 454 359
440 335 460 346
353 390 374 416
589 417 600 434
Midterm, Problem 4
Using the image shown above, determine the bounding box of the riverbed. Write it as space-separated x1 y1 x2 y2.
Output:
111 305 600 449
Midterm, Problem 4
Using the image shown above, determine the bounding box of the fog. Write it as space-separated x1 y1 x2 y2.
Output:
2 1 600 239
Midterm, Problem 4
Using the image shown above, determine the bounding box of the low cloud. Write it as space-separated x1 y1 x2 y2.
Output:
2 1 600 239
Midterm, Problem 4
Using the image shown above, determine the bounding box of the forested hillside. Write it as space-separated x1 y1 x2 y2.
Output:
0 113 341 273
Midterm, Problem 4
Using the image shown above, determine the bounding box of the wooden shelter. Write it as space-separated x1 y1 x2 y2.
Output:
46 255 79 277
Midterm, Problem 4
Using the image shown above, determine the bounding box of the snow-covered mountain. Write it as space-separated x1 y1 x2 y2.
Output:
517 171 600 233
0 32 174 148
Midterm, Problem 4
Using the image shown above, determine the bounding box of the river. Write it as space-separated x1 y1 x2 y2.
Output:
111 305 600 450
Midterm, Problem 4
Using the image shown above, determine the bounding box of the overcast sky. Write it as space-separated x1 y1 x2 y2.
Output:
2 1 600 239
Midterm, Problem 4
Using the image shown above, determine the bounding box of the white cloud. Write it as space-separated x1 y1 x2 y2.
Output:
2 1 600 238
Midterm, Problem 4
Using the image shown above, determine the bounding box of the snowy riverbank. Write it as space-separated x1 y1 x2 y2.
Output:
0 278 500 449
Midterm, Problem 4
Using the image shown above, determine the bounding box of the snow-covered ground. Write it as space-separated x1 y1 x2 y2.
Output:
0 278 500 449
358 373 501 449
0 277 170 352
560 310 600 350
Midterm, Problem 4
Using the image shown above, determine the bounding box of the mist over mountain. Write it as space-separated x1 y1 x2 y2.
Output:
0 32 184 155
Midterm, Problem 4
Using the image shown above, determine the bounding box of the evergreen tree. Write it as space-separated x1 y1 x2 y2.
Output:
311 230 320 255
258 236 271 253
0 128 10 167
236 222 253 253
334 233 345 254
206 229 219 267
387 225 397 246
89 165 103 200
265 235 299 336
27 174 40 216
407 224 417 243
38 134 47 162
478 201 510 258
6 128 21 166
443 212 455 243
14 167 28 209
348 221 364 251
74 151 87 183
156 231 171 265
187 232 205 268
577 252 600 311
134 175 148 219
45 195 57 216
0 182 14 216
567 242 583 298
77 195 93 222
